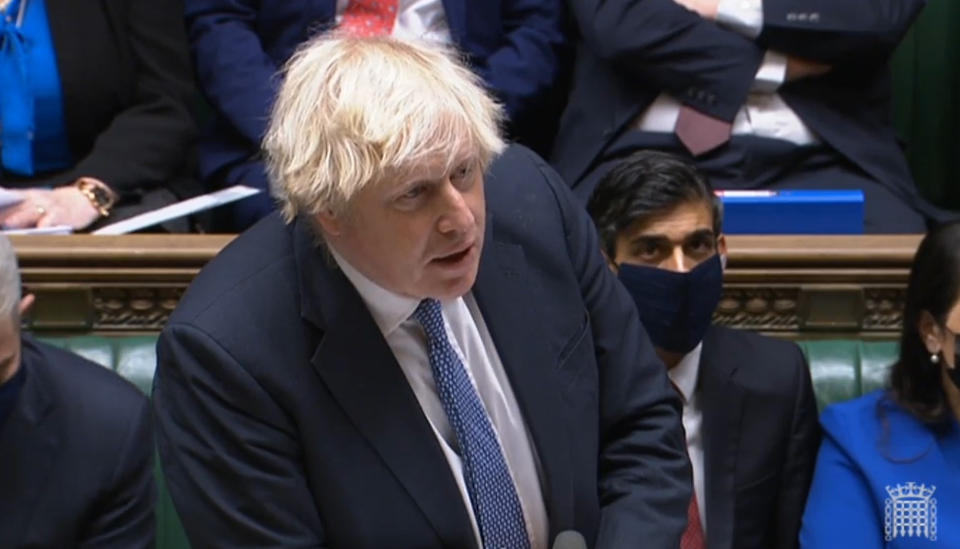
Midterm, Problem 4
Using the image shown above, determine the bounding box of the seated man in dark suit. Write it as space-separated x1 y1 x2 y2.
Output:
154 36 691 548
0 235 154 547
186 0 569 230
556 0 939 233
588 151 821 548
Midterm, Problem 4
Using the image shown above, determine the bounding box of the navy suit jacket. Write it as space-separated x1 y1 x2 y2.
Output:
153 145 691 548
698 326 820 549
553 0 933 216
0 338 155 548
186 0 568 180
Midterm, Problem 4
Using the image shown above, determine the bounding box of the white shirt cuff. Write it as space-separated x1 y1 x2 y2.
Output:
716 0 764 39
753 50 787 92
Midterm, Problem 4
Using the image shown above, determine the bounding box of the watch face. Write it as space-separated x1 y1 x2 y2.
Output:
91 187 110 206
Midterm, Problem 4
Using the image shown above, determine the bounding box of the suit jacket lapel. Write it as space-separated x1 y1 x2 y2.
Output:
471 220 576 539
699 327 744 549
293 221 477 549
0 357 59 546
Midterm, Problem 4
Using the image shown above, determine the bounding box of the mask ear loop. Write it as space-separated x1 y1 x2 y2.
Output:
719 253 728 270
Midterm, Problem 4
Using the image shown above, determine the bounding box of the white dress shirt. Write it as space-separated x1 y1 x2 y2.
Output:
668 343 707 534
332 251 549 549
636 0 819 146
335 0 452 44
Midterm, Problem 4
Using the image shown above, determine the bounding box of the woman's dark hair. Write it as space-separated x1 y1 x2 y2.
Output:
889 221 960 423
587 150 722 259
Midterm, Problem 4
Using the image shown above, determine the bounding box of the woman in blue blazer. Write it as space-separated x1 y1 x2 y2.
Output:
801 221 960 547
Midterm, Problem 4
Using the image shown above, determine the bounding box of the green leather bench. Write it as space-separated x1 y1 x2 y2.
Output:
36 334 901 548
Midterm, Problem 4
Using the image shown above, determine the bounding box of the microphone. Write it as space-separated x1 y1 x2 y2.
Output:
552 530 587 549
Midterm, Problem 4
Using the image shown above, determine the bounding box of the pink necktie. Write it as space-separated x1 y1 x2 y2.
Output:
339 0 399 37
676 105 732 157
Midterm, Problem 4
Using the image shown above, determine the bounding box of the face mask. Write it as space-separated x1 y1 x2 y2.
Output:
617 254 723 354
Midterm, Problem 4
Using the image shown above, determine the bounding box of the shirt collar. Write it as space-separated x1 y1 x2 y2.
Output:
667 342 703 404
330 248 421 337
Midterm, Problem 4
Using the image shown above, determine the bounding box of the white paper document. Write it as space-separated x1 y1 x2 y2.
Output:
93 185 261 235
2 224 73 235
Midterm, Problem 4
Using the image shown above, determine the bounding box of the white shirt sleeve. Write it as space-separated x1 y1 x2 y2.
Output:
752 50 787 92
716 0 764 39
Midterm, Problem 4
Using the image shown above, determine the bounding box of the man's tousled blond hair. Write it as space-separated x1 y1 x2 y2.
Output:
263 35 505 221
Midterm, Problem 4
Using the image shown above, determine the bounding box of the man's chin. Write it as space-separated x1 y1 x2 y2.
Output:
423 267 479 301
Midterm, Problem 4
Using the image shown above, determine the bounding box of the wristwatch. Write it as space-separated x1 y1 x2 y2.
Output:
75 178 116 217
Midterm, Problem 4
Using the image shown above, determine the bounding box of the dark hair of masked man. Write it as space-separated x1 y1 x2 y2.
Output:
588 150 821 549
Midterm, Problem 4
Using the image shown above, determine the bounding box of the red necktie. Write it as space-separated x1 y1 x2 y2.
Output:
339 0 399 37
671 380 706 549
675 105 731 157
681 491 706 549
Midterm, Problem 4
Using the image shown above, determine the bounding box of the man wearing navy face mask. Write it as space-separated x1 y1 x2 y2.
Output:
588 150 821 549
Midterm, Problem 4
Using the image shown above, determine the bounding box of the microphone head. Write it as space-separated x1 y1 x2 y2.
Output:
552 530 587 549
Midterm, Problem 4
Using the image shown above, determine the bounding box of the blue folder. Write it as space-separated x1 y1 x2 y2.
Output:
718 190 864 234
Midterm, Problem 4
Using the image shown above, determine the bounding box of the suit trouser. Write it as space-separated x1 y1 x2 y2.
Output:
571 130 927 234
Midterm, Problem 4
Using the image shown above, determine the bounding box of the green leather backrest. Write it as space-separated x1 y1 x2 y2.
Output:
796 340 899 413
35 334 902 547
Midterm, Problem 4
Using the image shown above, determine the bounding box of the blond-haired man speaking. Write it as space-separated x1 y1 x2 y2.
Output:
154 36 690 549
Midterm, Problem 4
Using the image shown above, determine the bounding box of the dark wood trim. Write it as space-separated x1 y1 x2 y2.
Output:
12 234 920 336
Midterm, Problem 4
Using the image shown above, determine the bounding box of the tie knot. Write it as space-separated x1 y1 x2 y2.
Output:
413 298 444 337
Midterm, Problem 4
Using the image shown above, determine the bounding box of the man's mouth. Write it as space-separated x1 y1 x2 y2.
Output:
433 243 474 265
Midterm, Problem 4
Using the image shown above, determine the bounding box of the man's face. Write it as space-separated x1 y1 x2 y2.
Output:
319 153 486 300
612 201 725 272
0 313 21 385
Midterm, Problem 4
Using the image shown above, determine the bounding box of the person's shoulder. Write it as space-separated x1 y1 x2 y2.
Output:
24 338 148 419
707 325 802 359
705 326 806 391
819 390 930 453
485 144 564 201
170 212 299 330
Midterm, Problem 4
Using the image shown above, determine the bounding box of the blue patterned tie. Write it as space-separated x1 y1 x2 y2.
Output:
414 298 531 549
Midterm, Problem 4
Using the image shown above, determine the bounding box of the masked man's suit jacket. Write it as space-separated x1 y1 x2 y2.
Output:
0 338 155 548
554 0 939 220
698 326 820 549
153 145 691 548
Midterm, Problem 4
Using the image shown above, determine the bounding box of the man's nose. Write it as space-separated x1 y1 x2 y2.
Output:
664 246 689 273
436 182 474 235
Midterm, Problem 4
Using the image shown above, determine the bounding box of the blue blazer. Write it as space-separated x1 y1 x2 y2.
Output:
801 390 960 548
153 145 691 548
186 0 568 180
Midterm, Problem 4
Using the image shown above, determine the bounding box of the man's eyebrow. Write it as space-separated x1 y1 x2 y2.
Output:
685 228 716 240
628 234 670 246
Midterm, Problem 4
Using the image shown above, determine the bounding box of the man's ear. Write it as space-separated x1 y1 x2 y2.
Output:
314 210 343 238
601 249 618 274
918 310 943 355
717 234 728 268
18 293 34 317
